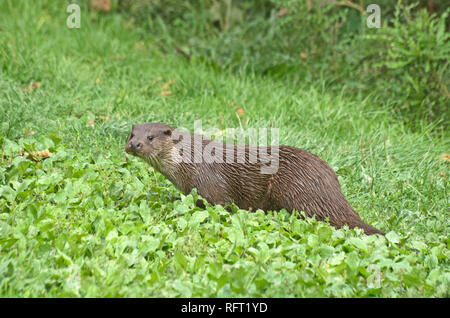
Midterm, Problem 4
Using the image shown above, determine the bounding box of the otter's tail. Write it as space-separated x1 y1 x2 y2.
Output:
354 220 385 236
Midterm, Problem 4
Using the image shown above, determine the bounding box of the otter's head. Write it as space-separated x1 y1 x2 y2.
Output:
125 122 174 163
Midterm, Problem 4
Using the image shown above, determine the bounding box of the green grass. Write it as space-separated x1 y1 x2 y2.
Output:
0 1 449 297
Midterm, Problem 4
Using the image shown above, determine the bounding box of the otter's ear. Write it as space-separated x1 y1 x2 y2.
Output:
163 129 172 136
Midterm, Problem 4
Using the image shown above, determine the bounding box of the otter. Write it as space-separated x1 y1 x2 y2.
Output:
125 122 385 235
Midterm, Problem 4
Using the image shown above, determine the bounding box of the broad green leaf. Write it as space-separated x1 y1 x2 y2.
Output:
386 231 400 244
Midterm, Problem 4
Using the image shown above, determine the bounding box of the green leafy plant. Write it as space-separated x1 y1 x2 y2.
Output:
0 0 448 298
365 3 450 122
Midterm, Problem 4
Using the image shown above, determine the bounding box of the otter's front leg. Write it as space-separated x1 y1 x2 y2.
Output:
194 196 235 212
195 199 206 209
194 173 230 208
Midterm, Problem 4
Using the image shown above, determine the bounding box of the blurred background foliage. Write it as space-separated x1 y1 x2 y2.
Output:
91 0 448 125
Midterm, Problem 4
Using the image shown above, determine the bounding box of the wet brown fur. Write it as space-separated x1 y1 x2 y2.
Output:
125 122 385 235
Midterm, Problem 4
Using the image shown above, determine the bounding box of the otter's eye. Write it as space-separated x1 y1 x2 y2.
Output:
128 133 134 140
147 136 154 142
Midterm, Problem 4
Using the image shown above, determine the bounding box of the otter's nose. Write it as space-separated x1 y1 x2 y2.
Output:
130 141 142 149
